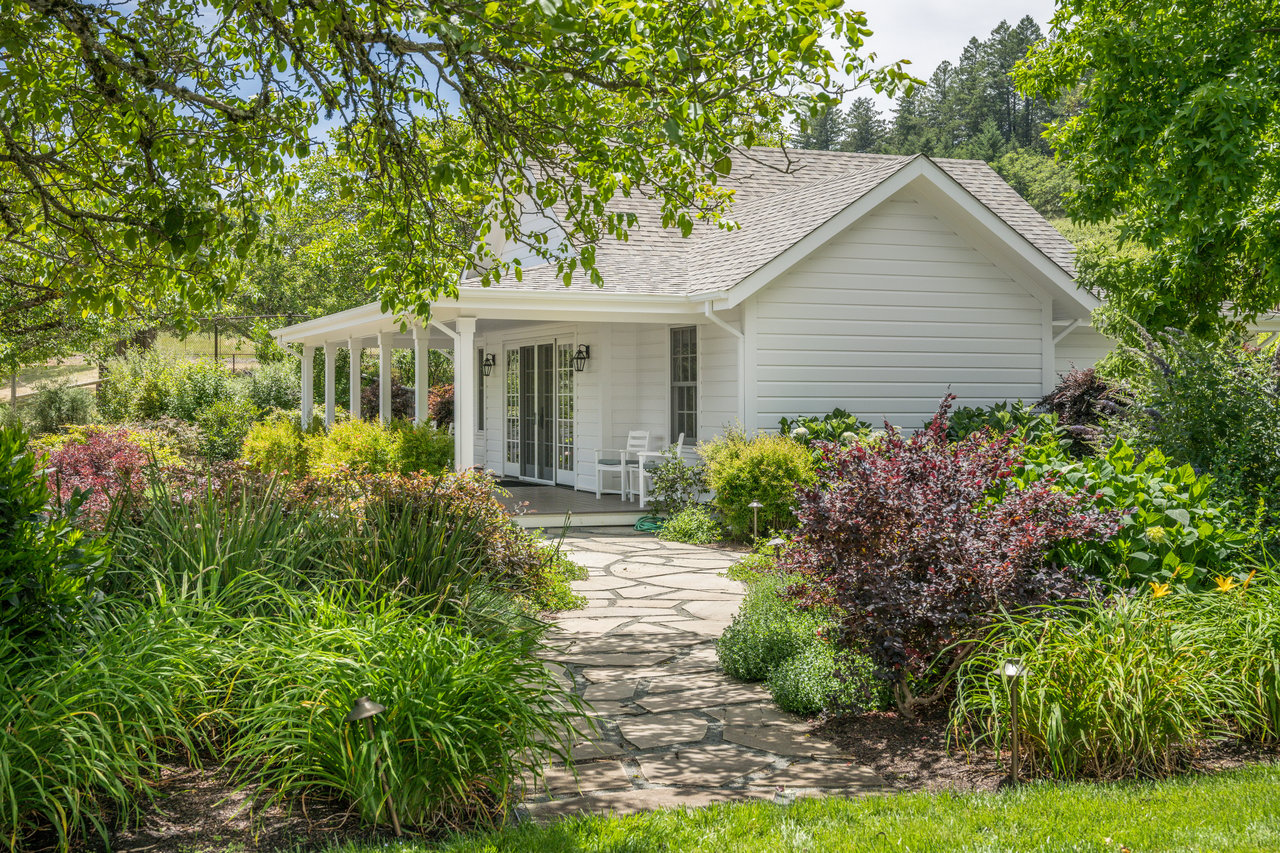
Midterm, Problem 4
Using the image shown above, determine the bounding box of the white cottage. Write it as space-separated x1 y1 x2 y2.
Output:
274 148 1116 497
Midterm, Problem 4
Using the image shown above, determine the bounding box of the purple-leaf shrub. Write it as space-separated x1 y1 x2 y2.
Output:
41 428 156 525
785 395 1120 718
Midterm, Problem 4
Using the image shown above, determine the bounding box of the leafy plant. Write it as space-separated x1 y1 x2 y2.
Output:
170 359 236 421
1108 329 1280 540
241 359 301 412
778 407 871 446
240 416 308 476
648 451 707 519
0 427 110 642
702 429 816 540
657 504 722 545
718 573 825 682
393 419 454 474
945 400 1053 444
307 419 401 477
767 642 879 715
784 395 1119 718
1011 438 1247 591
40 426 161 524
24 380 94 436
194 398 261 461
361 379 414 421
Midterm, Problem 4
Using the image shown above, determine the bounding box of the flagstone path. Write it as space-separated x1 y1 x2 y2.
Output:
520 530 887 818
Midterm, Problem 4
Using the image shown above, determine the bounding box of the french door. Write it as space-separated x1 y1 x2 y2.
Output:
504 340 575 484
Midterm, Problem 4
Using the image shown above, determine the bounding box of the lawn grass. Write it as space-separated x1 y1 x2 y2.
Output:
339 764 1280 853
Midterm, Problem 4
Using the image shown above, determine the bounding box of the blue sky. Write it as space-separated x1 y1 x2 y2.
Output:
847 0 1059 111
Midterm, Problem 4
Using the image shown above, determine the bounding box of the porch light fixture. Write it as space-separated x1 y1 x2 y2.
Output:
346 696 402 836
998 659 1028 787
481 353 497 377
572 344 591 372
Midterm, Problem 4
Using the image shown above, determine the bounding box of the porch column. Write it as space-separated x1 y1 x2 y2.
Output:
300 345 315 429
348 338 362 419
377 331 393 424
323 342 337 428
413 326 429 424
454 317 477 471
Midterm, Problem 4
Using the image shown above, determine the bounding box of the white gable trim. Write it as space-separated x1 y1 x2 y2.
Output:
708 157 1098 318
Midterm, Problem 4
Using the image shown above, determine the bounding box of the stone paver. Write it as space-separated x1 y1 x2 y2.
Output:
520 530 886 820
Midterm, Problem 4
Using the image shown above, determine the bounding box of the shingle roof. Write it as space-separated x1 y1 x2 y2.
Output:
478 148 1076 296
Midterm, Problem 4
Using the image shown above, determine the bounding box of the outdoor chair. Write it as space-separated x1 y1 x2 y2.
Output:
629 435 696 510
592 430 650 500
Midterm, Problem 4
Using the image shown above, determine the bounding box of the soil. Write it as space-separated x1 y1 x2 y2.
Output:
818 707 1280 794
88 766 384 853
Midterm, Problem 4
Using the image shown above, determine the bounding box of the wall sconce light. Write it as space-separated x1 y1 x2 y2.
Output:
572 344 591 372
481 353 497 377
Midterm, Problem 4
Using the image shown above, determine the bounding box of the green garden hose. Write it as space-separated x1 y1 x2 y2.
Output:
634 515 665 533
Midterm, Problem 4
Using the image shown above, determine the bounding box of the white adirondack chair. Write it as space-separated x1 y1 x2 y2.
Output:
593 430 650 500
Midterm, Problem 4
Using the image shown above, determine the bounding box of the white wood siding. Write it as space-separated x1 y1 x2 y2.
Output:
698 321 740 442
1055 326 1114 376
751 194 1048 429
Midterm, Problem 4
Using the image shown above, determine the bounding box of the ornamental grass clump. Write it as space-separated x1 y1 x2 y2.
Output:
784 395 1120 718
954 580 1280 779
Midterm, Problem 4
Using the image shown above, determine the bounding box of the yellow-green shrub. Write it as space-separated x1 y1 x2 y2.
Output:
392 420 454 474
306 419 401 477
701 430 816 539
240 417 308 476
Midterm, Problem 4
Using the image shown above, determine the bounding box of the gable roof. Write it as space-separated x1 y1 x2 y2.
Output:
466 147 1078 298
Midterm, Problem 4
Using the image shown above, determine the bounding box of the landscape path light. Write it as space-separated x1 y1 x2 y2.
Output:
767 536 786 559
346 696 402 836
748 500 763 542
999 659 1028 786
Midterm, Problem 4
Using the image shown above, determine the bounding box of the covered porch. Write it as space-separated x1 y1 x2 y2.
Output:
272 289 746 519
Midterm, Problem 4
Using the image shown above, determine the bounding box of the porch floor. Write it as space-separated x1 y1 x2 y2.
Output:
497 484 647 530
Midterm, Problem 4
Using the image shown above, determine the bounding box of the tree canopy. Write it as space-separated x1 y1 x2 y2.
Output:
0 0 912 339
1018 0 1280 334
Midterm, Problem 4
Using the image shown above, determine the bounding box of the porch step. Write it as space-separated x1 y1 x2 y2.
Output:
514 510 646 530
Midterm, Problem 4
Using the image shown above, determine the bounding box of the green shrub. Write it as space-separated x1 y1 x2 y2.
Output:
194 398 260 461
778 407 871 446
717 574 824 682
702 429 816 540
658 504 722 544
954 584 1280 779
725 548 779 584
240 416 308 476
170 359 234 421
0 426 110 642
1011 437 1247 591
25 381 94 435
240 359 300 412
393 419 454 473
0 402 22 431
767 643 878 715
308 418 401 477
1110 329 1280 539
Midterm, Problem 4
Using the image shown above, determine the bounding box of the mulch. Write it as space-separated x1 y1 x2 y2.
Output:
817 706 1280 794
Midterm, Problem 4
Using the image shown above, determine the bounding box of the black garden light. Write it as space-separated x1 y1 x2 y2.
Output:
481 353 497 377
571 344 591 372
346 696 402 836
999 659 1028 786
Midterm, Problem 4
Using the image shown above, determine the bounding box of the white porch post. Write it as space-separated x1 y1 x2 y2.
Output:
323 342 337 428
377 331 393 424
412 326 429 425
348 338 362 420
454 318 477 471
300 345 315 429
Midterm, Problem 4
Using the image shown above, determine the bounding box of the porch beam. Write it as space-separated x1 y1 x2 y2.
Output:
377 331 393 424
300 345 315 429
323 342 337 427
348 338 362 420
454 318 477 471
